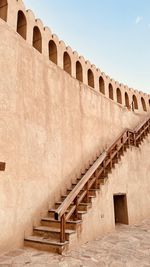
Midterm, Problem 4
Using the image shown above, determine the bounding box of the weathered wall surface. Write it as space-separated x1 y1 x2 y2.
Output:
2 0 150 111
79 134 150 244
0 19 147 254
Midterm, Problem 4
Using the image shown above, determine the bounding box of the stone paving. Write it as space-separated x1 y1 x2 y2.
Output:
1 219 150 266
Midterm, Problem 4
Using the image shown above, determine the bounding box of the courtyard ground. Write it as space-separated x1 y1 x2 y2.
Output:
0 219 150 267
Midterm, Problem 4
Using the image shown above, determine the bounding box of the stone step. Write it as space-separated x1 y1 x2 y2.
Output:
66 188 97 197
59 198 92 204
52 206 87 219
55 196 96 210
48 208 70 217
75 177 94 185
33 226 75 241
51 202 91 213
41 217 82 230
49 207 87 219
24 235 69 254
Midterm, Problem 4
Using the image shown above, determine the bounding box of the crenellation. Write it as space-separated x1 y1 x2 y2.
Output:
91 64 96 68
108 82 114 100
124 87 131 108
25 9 37 47
100 74 107 97
58 40 66 70
124 91 130 109
79 56 86 84
44 28 52 51
66 45 73 53
91 64 98 91
66 46 76 78
35 18 43 27
0 0 150 112
112 83 118 103
63 46 73 77
87 67 95 89
84 60 90 86
6 0 17 29
73 53 83 83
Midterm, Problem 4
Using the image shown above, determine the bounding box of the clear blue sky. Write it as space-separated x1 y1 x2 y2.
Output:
23 0 150 94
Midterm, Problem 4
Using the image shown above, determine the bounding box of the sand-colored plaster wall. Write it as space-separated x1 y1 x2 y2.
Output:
1 0 150 111
78 134 150 244
0 19 147 253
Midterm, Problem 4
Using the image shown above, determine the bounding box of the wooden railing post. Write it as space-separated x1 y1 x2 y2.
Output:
60 214 66 243
103 159 106 175
94 170 99 189
121 136 124 152
146 123 148 135
134 133 137 146
109 151 113 169
139 130 142 144
86 181 89 202
116 144 119 159
146 123 149 135
127 131 130 146
74 196 79 220
95 177 99 189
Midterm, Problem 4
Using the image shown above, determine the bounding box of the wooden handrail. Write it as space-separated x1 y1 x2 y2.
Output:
54 152 106 220
132 115 150 132
106 129 128 154
54 114 150 242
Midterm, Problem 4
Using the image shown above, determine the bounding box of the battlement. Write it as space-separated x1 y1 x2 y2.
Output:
0 0 149 113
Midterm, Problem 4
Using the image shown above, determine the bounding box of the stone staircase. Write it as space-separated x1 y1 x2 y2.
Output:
24 173 100 253
24 115 150 254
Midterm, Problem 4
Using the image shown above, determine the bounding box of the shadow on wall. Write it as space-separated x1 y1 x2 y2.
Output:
109 83 113 100
63 51 71 75
0 0 150 112
116 88 122 104
76 61 83 82
49 40 57 64
17 10 27 40
88 69 94 88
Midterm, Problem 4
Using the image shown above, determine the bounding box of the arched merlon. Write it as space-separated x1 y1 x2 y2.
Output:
2 0 150 113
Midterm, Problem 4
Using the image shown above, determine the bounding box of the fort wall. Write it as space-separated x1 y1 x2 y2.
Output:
0 0 149 254
1 0 150 112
